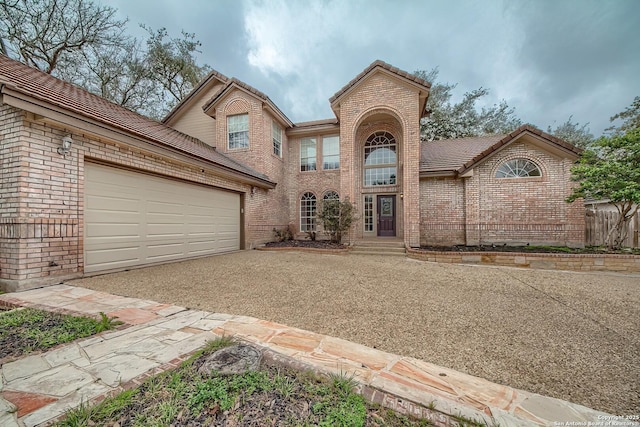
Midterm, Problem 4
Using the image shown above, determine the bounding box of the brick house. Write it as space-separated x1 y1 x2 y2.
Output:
0 57 584 291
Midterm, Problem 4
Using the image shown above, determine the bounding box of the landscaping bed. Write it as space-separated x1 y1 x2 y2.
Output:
265 240 347 250
56 338 432 427
0 308 121 362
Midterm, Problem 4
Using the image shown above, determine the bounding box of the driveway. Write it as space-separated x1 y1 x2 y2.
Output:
70 251 640 415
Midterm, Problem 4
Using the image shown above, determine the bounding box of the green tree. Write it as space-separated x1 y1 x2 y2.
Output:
547 116 594 149
567 128 640 249
316 198 356 243
144 26 211 113
414 68 522 141
606 96 640 135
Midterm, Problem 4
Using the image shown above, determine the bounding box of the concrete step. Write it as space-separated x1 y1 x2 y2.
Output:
353 239 405 248
351 250 406 257
351 246 406 254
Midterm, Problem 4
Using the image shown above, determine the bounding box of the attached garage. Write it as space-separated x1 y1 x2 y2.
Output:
84 163 241 273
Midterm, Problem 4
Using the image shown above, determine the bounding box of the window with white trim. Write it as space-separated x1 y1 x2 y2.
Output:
322 135 340 170
364 131 397 186
300 138 317 171
364 195 374 232
300 192 317 231
272 121 282 157
227 114 249 149
495 159 542 178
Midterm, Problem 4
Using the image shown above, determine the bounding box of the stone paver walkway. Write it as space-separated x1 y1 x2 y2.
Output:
0 285 628 427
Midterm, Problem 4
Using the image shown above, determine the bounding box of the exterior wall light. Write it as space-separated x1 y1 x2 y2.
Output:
58 135 73 155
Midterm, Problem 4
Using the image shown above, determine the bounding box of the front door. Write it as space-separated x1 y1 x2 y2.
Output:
377 195 396 237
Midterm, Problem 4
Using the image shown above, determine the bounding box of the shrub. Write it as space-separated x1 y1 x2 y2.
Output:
317 198 356 243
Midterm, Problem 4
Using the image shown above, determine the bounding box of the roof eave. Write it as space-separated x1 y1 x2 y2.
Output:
419 170 457 178
162 71 228 124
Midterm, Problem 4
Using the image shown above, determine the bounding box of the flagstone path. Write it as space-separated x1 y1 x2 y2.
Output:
0 285 628 427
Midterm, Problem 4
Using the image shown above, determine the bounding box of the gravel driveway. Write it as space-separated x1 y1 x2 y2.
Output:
70 250 640 415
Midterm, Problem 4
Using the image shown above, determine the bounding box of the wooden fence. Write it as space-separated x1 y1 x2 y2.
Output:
585 208 639 247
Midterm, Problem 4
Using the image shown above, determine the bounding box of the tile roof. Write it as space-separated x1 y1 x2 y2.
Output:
330 60 431 104
420 125 582 175
0 55 273 185
420 135 503 173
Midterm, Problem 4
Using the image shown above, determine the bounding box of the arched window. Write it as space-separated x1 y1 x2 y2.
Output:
300 192 317 232
364 131 397 186
495 159 542 178
323 190 339 200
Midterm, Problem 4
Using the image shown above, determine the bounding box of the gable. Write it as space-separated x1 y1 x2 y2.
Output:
330 60 430 119
167 81 225 146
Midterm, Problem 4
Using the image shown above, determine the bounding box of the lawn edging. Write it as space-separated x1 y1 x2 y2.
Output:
406 248 640 273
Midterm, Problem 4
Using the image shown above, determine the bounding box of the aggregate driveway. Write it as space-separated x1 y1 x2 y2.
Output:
70 250 640 415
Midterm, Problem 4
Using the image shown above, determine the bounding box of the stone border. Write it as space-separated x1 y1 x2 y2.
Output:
407 248 640 273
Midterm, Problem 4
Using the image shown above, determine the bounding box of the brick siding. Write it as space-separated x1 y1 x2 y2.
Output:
0 104 260 290
419 140 585 247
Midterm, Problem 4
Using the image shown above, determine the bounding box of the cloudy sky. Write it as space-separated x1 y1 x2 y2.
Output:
111 0 639 136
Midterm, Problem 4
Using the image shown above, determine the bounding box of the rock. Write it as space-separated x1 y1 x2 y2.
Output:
198 344 262 376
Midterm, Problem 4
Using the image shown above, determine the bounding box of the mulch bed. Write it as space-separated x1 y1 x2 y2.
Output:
265 240 346 250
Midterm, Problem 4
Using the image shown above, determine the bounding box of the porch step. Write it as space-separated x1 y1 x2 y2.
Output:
351 240 406 257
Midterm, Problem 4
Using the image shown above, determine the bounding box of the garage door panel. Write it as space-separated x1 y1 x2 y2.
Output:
85 163 240 273
85 223 141 239
85 246 142 270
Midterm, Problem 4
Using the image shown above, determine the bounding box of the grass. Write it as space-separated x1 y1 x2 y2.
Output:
0 308 122 359
56 337 436 427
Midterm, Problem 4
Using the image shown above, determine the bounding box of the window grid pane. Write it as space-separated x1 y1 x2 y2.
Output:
300 138 317 171
496 159 542 178
272 122 282 157
364 167 397 186
228 114 249 149
364 195 373 232
323 135 340 170
300 192 317 231
364 131 397 186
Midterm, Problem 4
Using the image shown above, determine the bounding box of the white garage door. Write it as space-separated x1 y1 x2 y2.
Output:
84 163 240 273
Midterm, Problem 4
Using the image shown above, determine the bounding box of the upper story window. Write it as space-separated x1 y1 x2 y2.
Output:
227 114 249 150
272 121 282 157
300 138 317 171
322 135 340 170
364 131 397 186
495 159 541 178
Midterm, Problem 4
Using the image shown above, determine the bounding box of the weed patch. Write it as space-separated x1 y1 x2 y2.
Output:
0 308 122 360
57 338 435 426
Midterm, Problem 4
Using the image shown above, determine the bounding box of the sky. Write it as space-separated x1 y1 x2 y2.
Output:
110 0 640 136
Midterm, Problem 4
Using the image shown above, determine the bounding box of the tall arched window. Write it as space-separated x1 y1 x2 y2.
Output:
300 192 317 232
495 159 542 178
323 190 339 200
364 131 397 186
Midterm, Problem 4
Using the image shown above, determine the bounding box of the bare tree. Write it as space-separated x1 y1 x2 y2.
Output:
0 0 128 74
